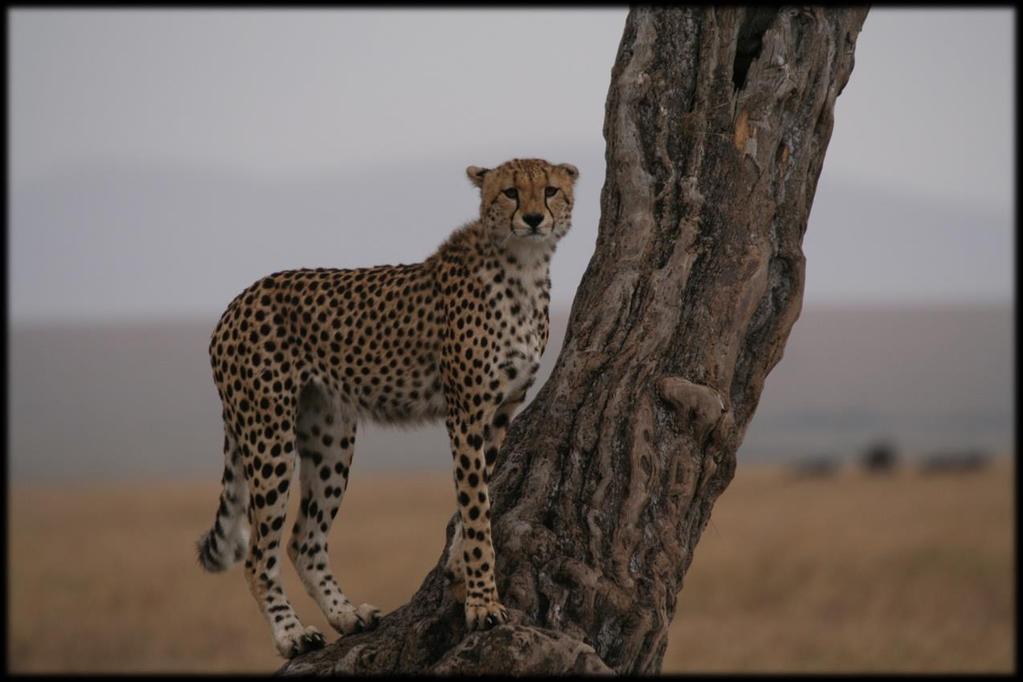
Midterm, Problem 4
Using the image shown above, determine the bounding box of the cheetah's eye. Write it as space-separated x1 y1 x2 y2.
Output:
502 188 518 199
545 187 558 198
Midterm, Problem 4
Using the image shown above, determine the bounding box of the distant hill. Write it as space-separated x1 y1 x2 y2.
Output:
739 303 1013 460
8 304 1012 483
10 152 1012 321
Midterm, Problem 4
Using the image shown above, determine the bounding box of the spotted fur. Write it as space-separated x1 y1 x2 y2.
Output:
197 158 578 657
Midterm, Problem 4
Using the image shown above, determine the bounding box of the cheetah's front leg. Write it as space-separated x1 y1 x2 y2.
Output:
445 413 508 631
444 392 525 604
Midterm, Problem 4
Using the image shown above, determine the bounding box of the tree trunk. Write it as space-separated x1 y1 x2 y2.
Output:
279 6 868 675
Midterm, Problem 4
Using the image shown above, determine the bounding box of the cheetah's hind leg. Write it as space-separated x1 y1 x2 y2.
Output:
236 404 327 659
288 380 381 635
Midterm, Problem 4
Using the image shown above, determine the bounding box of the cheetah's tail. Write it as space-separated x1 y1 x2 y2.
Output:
196 506 250 572
196 528 233 573
197 433 250 573
196 520 249 573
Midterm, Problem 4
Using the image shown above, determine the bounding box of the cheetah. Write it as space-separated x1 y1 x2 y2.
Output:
197 158 579 658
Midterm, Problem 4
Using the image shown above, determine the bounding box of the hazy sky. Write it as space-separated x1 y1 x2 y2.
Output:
8 8 1015 321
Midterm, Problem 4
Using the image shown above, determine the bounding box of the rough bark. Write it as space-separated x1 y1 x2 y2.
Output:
279 6 868 675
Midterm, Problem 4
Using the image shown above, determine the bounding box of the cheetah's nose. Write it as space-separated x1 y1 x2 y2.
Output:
523 213 544 229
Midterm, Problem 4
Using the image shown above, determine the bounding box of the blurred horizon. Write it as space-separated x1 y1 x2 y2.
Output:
8 301 1014 485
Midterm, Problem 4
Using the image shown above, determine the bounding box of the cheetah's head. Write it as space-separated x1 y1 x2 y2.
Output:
466 158 579 248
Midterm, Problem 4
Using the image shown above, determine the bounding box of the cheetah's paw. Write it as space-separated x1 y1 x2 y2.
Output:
465 600 508 632
353 603 381 633
329 603 381 635
277 625 326 659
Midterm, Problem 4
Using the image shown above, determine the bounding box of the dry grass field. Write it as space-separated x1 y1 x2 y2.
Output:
7 459 1014 673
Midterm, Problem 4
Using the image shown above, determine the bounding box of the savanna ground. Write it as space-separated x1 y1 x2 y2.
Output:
7 458 1014 673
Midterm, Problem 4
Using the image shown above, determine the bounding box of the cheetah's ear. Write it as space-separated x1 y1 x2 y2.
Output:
556 163 579 183
466 165 490 189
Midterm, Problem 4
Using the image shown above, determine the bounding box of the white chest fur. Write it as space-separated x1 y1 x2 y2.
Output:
488 247 551 398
